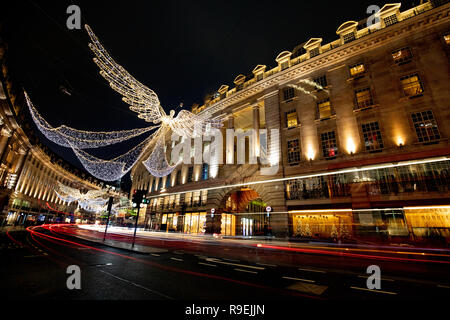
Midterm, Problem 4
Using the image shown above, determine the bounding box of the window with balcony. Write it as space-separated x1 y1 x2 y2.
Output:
283 87 295 101
392 47 412 64
400 73 423 97
287 139 301 166
285 109 298 128
321 131 338 158
411 110 441 143
362 122 384 151
317 98 334 119
349 63 365 78
355 88 374 109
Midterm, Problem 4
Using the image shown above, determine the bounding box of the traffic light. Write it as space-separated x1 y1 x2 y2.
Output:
132 190 148 207
142 193 150 205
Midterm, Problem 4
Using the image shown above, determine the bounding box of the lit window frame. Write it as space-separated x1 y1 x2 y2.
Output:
411 110 441 143
317 98 334 120
392 47 413 64
400 73 424 97
285 109 298 128
354 87 374 110
320 131 338 159
287 139 301 166
349 62 366 78
362 121 384 151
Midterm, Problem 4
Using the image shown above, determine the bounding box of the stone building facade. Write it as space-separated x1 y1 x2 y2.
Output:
131 2 450 243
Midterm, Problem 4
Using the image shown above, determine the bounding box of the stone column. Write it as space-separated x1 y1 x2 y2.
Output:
253 105 261 158
0 127 11 159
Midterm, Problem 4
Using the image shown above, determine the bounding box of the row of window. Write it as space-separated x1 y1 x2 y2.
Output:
284 70 425 127
286 109 441 165
148 163 210 193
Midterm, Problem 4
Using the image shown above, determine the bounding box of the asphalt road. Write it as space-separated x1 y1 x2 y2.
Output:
1 225 449 302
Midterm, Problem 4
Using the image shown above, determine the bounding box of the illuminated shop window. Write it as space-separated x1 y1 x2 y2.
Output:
185 192 192 206
349 63 365 77
362 121 384 151
287 139 301 166
392 47 412 64
411 110 440 143
400 73 423 97
321 131 338 158
285 109 298 128
355 87 374 109
317 98 334 119
283 87 295 101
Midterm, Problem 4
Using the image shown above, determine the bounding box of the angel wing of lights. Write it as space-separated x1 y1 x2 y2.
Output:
25 91 157 149
54 181 110 212
85 24 166 124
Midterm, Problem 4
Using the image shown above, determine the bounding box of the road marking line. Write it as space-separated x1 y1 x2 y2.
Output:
298 268 326 273
256 263 277 267
350 286 397 295
98 270 174 300
282 276 315 283
437 284 450 289
205 258 265 270
223 258 240 262
235 268 258 274
357 275 395 282
151 253 160 257
170 257 183 262
198 262 217 267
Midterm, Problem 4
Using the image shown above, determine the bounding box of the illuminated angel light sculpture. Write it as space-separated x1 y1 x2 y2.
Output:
54 181 109 211
25 25 222 181
26 25 324 182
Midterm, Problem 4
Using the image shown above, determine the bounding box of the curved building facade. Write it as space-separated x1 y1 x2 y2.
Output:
0 41 111 226
131 2 450 244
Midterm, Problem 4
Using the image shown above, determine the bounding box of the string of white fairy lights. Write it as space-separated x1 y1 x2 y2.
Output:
54 182 130 214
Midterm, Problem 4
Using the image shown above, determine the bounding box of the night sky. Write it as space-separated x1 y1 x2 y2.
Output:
1 0 420 189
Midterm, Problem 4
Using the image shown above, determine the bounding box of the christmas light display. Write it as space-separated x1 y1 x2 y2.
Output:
25 92 156 149
287 79 328 99
24 25 223 181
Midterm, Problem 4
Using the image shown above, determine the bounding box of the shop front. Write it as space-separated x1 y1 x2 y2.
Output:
183 211 207 234
289 210 353 240
404 206 450 244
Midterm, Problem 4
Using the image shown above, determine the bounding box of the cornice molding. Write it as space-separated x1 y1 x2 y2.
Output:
203 5 449 117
